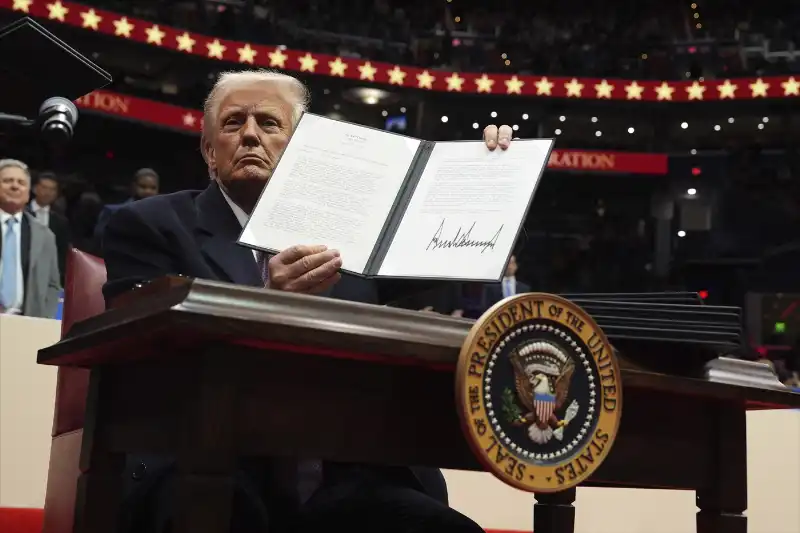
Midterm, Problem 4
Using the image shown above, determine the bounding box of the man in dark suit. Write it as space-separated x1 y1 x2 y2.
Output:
94 167 160 242
103 69 516 533
484 254 531 306
28 171 70 284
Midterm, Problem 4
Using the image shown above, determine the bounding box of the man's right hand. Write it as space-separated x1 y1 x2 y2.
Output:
267 245 342 294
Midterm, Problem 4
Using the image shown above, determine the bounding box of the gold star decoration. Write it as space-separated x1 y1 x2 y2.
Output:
176 32 195 53
298 53 318 72
505 76 525 94
564 78 584 97
328 57 347 76
595 79 614 98
113 17 134 38
416 70 435 89
782 77 800 96
717 79 737 99
475 74 495 93
206 39 226 59
624 81 644 100
12 0 33 13
268 49 288 68
237 44 257 64
749 78 769 97
145 25 165 46
80 9 102 30
358 62 377 81
686 81 706 100
387 66 407 85
655 82 674 101
445 73 465 92
534 77 553 96
46 1 69 22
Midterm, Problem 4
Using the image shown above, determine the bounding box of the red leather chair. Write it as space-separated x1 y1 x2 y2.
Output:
42 249 107 533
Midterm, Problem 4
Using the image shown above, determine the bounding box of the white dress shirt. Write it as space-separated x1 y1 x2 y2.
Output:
502 275 517 298
0 209 25 313
30 199 50 227
218 185 259 263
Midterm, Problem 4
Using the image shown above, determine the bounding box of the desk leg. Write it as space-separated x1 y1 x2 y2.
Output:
696 405 747 533
74 369 126 533
533 489 576 533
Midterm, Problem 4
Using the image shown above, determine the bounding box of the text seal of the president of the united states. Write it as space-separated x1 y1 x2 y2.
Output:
456 293 622 493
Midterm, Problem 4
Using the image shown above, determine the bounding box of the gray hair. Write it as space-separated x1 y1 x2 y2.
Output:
202 69 310 139
0 159 31 185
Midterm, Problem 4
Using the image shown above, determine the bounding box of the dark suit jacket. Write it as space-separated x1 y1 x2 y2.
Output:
102 182 447 517
27 204 69 283
94 198 133 243
484 279 531 308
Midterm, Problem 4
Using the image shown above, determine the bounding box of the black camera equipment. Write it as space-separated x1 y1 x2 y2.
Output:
0 17 111 144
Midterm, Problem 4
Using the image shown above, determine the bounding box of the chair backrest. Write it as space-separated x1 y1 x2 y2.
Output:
52 248 107 436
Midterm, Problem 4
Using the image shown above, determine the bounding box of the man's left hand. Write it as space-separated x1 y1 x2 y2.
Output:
483 124 514 151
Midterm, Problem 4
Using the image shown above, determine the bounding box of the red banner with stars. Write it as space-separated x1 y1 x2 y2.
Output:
3 0 799 102
74 88 668 175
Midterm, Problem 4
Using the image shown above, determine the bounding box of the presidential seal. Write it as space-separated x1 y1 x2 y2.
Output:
456 293 622 493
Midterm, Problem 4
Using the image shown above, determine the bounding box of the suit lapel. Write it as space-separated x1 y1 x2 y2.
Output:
21 214 35 289
195 182 262 287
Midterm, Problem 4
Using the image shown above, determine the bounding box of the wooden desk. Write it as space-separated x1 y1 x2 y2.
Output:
39 278 800 533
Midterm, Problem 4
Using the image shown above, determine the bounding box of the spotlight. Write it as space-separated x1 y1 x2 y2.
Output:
591 117 598 123
627 127 635 134
472 122 479 129
681 122 688 129
677 230 686 237
441 116 448 123
559 116 566 122
522 113 529 120
714 125 721 131
490 111 497 118
687 188 697 196
555 128 562 135
595 130 602 137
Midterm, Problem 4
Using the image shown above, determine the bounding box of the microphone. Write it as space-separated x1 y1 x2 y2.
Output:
38 96 79 144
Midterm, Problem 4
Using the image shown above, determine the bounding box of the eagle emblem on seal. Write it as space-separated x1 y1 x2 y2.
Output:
503 340 581 445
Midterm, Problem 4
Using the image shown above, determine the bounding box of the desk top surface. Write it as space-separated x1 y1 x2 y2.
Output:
39 277 800 408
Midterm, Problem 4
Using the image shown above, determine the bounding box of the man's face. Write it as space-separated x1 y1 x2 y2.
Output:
0 166 30 214
506 255 518 277
34 178 58 206
133 175 159 200
203 83 294 211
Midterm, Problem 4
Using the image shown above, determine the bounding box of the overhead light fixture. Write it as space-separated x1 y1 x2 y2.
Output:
677 230 686 237
472 122 479 129
591 116 598 123
687 188 697 196
364 96 378 105
555 129 562 135
714 125 721 131
763 116 769 123
441 116 448 123
595 130 602 137
758 123 765 130
628 127 635 134
490 111 497 118
559 116 566 122
681 122 688 129
381 110 388 117
512 124 519 131
400 106 406 113
690 148 697 155
522 113 529 120
728 117 735 123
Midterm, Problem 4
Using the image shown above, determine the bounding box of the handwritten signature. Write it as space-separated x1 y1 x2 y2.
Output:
426 219 502 253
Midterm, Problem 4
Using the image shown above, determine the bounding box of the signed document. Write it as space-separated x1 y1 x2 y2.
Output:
239 113 554 282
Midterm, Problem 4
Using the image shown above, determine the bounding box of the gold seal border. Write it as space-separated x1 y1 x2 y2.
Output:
455 293 623 493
